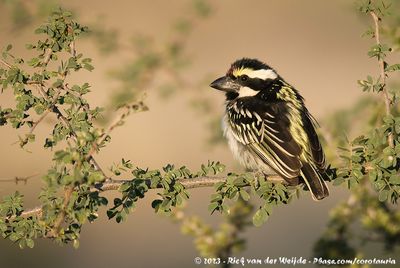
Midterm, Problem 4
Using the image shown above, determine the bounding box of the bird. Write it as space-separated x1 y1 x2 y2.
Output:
210 58 329 200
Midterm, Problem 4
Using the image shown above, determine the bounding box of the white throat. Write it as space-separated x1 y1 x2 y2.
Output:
238 86 259 98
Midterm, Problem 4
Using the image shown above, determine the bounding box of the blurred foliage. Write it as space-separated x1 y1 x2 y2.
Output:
86 17 120 55
101 0 213 108
172 197 253 267
0 0 59 32
359 0 400 50
314 1 400 266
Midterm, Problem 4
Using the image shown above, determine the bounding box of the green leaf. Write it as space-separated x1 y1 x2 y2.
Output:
9 232 19 242
332 177 345 186
83 63 94 72
385 63 400 72
378 189 388 202
88 172 104 184
210 193 222 202
119 182 131 192
253 207 268 227
26 238 34 248
239 190 250 201
115 213 123 223
208 202 219 213
214 182 225 191
52 79 63 88
27 58 40 67
67 57 78 69
73 239 80 249
352 169 363 180
106 209 117 219
151 199 162 210
113 198 122 206
389 175 400 185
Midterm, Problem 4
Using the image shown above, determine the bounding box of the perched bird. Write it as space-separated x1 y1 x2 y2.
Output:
210 58 329 200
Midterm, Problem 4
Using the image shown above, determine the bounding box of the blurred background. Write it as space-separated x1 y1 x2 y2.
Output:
0 0 397 267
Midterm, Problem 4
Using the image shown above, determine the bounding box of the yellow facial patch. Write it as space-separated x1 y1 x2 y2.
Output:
232 67 248 78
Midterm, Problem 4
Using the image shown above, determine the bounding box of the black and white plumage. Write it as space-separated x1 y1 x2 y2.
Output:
210 58 329 200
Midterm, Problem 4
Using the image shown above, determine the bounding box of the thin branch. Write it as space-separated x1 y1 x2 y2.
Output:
29 110 51 134
19 206 42 218
370 11 394 148
0 59 12 69
89 106 132 153
49 185 74 237
42 48 53 67
70 39 77 58
0 174 38 184
26 90 62 138
19 174 285 219
35 84 109 179
80 96 148 180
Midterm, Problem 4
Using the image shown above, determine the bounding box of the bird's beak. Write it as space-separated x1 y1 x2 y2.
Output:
210 76 240 93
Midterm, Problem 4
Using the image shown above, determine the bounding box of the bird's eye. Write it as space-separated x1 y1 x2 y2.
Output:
240 75 248 82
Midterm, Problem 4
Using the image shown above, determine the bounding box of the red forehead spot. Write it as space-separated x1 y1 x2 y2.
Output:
226 66 234 76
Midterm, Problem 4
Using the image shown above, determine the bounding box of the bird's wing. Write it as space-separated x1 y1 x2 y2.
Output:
227 101 303 180
302 110 326 171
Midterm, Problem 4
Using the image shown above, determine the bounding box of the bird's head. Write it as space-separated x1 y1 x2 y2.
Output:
210 58 278 100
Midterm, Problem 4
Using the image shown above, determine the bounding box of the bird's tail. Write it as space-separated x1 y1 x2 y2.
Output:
300 162 329 201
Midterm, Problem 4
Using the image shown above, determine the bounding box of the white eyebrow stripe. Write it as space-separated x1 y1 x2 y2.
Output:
247 69 278 80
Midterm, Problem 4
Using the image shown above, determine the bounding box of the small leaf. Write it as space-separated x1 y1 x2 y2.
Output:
214 182 225 191
113 198 122 206
83 63 94 71
378 189 388 202
26 238 34 248
386 63 400 72
252 208 268 227
208 202 219 213
332 177 345 186
239 190 250 201
106 209 117 219
151 199 162 210
389 175 400 185
73 239 80 249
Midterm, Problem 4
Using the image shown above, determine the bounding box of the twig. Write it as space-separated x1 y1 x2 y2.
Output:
0 59 12 69
370 11 394 148
0 174 38 184
28 110 51 135
19 174 285 218
70 39 76 58
27 90 62 137
19 206 42 218
83 98 148 179
42 48 53 67
36 84 109 179
49 185 74 237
